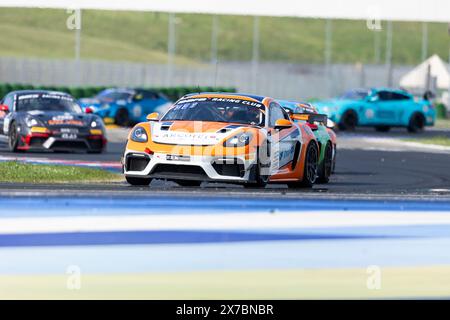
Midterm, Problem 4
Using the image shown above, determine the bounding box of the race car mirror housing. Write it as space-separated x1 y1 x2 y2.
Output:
326 119 336 129
146 112 159 121
274 119 293 130
0 104 9 112
367 95 379 102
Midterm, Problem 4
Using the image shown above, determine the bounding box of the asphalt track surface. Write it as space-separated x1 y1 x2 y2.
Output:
1 132 450 199
1 129 450 299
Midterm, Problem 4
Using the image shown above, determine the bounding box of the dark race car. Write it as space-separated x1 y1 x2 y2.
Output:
0 90 107 153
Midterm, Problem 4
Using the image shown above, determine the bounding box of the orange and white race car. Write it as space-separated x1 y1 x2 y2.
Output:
123 93 320 188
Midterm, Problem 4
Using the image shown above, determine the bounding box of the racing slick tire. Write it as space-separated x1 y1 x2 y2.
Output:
175 180 202 187
115 108 130 127
244 144 270 189
316 142 333 184
288 142 318 189
338 110 358 131
407 112 425 133
125 176 152 186
331 144 337 174
375 126 391 132
8 122 20 152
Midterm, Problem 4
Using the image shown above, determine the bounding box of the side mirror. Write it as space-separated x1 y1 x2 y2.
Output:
0 104 9 112
326 119 336 129
85 107 93 114
367 95 378 103
146 112 159 121
274 119 292 130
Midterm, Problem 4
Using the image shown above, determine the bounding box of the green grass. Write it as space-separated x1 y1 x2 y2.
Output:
0 8 449 64
435 119 450 130
0 161 122 183
404 136 450 147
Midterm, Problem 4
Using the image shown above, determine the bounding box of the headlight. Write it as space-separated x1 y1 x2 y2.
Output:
130 126 148 143
223 132 252 147
25 116 41 127
91 120 98 128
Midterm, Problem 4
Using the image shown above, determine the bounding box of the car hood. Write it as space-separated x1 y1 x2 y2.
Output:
314 99 360 113
21 110 95 126
150 121 251 146
78 97 128 108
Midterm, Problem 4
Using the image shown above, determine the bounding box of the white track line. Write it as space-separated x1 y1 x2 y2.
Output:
0 211 450 234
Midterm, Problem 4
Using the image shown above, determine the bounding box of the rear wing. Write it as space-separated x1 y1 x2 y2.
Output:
291 113 328 125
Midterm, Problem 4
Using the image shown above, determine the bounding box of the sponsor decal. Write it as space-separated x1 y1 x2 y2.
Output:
177 97 264 109
133 105 142 118
48 119 84 126
41 94 74 101
18 94 39 100
160 132 219 141
365 109 375 119
177 98 208 104
18 94 74 101
152 123 240 146
278 143 296 168
52 114 74 121
166 154 190 161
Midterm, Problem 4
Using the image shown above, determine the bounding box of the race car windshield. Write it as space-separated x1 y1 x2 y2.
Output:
16 94 83 113
340 90 369 100
97 90 133 101
162 98 265 126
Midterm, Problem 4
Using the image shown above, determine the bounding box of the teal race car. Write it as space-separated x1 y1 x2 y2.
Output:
278 100 336 183
78 88 172 127
314 88 435 132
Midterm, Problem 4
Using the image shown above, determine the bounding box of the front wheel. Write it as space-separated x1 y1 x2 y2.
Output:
125 176 152 186
244 146 270 189
288 142 318 188
115 108 130 127
407 113 425 133
338 110 358 131
8 122 20 152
